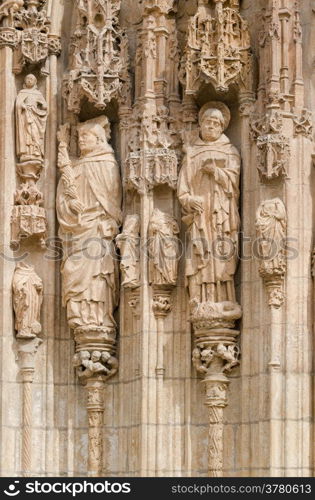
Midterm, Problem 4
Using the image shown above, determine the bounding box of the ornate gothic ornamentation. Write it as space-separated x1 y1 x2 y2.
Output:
250 111 290 181
13 262 43 340
256 198 287 308
181 0 252 95
0 1 62 73
11 74 48 248
63 0 128 113
293 108 313 140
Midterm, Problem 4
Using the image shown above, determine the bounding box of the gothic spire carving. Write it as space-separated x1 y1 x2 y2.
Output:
63 0 129 113
181 0 252 95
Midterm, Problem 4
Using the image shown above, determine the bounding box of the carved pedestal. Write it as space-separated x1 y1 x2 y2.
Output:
191 302 241 477
73 326 118 477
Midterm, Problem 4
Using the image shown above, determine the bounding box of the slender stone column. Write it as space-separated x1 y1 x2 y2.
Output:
17 338 42 477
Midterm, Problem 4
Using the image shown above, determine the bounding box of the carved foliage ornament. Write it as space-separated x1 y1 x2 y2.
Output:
181 0 252 94
63 0 128 113
11 74 48 248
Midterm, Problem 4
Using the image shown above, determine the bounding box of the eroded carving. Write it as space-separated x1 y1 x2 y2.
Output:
73 350 118 381
256 198 287 308
13 262 43 339
148 209 180 287
11 74 48 248
116 215 140 289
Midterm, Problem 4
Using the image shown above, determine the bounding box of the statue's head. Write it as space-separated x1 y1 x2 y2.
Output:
77 116 110 156
24 74 37 89
200 108 224 142
199 101 231 143
91 351 101 362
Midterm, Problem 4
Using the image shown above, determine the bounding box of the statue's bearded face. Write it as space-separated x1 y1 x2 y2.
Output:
200 110 224 142
78 129 98 155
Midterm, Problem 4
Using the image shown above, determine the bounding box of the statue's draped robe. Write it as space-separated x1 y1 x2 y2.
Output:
178 134 240 302
15 87 47 161
57 146 122 329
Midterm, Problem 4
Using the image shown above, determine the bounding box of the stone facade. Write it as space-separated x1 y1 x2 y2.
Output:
0 0 314 478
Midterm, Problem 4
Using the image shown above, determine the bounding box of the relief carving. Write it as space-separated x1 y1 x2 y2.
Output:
250 111 290 181
178 100 241 477
12 262 43 339
11 74 48 248
63 0 128 113
57 116 122 335
256 198 287 308
148 208 180 287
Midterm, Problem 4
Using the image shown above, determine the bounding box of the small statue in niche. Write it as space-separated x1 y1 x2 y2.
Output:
255 198 287 278
16 74 48 165
57 116 122 332
116 214 140 289
148 208 180 287
178 101 241 308
12 262 43 339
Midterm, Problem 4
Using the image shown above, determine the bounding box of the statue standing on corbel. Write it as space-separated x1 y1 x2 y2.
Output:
178 101 242 477
178 101 241 316
11 74 48 248
57 116 122 476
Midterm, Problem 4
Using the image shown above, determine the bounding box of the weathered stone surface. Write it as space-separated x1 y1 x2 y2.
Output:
0 0 314 479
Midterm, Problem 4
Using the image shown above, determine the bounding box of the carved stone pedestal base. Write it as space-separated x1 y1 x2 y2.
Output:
191 300 241 477
72 325 118 477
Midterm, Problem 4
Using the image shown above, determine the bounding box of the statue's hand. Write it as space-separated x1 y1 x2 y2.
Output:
189 196 203 213
69 199 84 215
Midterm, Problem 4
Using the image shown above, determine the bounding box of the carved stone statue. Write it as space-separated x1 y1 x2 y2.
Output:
255 198 287 277
116 214 140 289
57 116 122 332
16 74 48 164
255 198 287 308
148 208 180 287
12 263 43 339
178 101 241 307
73 350 119 380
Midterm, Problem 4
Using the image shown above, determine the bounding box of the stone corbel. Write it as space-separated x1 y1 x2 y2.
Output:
72 326 118 477
191 300 241 476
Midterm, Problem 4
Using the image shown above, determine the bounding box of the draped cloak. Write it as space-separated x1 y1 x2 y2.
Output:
178 134 240 286
56 147 122 315
15 87 47 160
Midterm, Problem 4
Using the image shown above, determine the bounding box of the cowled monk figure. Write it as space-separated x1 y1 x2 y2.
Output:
178 102 241 321
57 116 122 332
